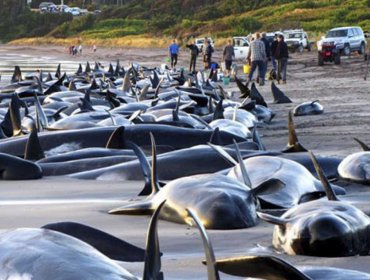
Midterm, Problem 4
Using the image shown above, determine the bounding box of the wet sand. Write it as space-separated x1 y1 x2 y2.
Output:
0 44 370 279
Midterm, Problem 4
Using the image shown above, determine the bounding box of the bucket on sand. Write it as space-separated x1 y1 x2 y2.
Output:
166 57 171 63
243 64 251 74
223 76 230 86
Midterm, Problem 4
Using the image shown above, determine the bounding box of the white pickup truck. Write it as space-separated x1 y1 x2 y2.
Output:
232 36 250 60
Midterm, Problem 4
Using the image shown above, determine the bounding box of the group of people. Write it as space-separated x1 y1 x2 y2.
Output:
68 44 97 56
69 45 83 56
168 38 214 73
246 32 288 85
168 33 288 84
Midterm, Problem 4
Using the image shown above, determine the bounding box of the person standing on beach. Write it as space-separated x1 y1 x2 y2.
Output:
168 39 179 70
186 40 199 73
93 45 97 53
203 39 214 70
223 39 235 77
79 45 83 55
270 33 279 78
275 34 289 84
246 32 267 86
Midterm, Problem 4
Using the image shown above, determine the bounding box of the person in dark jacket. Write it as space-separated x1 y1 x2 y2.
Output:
275 34 289 84
203 39 214 70
261 32 271 77
223 39 235 77
186 40 199 73
270 34 279 77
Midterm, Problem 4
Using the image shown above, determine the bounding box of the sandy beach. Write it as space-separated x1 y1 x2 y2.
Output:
0 44 370 279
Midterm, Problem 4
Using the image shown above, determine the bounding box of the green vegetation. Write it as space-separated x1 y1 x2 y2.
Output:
1 0 369 46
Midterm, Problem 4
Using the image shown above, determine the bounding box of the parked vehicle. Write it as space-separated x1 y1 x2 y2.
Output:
232 36 250 60
284 29 311 53
39 2 55 10
57 5 70 12
318 42 341 66
39 2 57 13
317 26 367 56
195 37 214 52
65 7 81 16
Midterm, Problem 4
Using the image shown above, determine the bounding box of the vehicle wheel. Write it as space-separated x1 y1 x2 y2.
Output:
343 44 350 56
334 53 341 65
318 53 324 66
358 42 365 55
298 45 304 53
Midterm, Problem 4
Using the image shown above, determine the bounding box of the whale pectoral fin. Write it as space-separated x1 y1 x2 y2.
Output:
41 222 146 262
251 178 286 197
211 256 312 280
109 201 154 215
257 212 288 226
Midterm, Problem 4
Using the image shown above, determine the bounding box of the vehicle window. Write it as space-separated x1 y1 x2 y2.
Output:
326 29 348 38
356 28 363 36
236 40 241 46
348 29 354 36
288 33 302 39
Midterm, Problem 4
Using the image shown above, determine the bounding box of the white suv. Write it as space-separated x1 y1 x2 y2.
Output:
284 29 311 52
317 26 367 56
195 37 214 52
232 36 250 60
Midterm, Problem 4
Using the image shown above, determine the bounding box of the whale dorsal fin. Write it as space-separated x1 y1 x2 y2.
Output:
9 94 22 136
234 140 252 186
309 151 339 201
126 140 155 196
208 142 237 166
122 70 132 93
209 128 224 146
24 124 44 161
213 99 224 120
282 111 307 153
354 138 370 151
252 126 265 150
106 126 125 149
85 61 91 73
271 81 292 104
11 66 22 83
55 63 61 79
139 84 150 101
143 200 166 280
214 255 312 280
187 209 220 280
149 132 160 195
234 75 250 98
250 82 267 107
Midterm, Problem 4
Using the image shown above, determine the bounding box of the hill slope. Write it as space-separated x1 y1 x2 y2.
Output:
4 0 370 47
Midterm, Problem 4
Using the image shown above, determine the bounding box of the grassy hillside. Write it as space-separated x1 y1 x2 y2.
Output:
5 0 370 47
